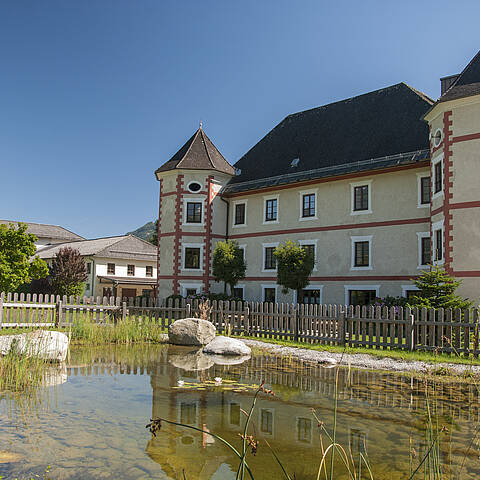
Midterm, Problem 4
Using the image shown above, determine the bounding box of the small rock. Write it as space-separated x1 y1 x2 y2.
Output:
168 318 216 346
203 336 251 356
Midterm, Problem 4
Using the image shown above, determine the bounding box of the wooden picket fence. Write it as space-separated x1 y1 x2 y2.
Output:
1 292 479 356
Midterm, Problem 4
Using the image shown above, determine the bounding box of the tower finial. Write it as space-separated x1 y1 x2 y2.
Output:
199 120 203 129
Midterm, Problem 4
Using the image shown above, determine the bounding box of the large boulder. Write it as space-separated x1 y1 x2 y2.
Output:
0 330 69 362
168 318 216 346
208 354 251 366
203 336 251 356
168 347 214 371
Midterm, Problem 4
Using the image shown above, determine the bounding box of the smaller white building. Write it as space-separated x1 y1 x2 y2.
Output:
0 219 84 250
37 235 158 299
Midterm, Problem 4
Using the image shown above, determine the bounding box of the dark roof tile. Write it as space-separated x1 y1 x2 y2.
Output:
230 83 433 184
155 128 235 176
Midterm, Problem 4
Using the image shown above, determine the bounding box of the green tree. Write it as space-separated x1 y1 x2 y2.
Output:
212 240 246 296
149 219 158 246
0 223 49 292
50 247 88 296
408 266 472 310
274 240 314 302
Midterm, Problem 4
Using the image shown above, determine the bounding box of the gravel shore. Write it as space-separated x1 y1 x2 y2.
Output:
241 339 480 376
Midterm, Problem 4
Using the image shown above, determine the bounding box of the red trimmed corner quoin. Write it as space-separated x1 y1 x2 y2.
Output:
443 111 454 275
156 179 163 296
172 174 184 295
203 175 214 294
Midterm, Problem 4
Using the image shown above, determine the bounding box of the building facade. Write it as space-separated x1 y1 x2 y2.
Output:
37 235 158 299
155 51 480 305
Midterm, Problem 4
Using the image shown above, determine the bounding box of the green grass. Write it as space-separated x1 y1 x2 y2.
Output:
236 335 480 366
0 346 51 392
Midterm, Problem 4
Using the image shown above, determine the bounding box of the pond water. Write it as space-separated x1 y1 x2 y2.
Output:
0 345 479 480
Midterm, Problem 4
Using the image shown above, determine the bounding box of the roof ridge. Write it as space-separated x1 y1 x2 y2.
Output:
285 83 411 120
177 128 202 168
451 50 480 88
402 83 435 105
199 128 216 170
93 236 131 257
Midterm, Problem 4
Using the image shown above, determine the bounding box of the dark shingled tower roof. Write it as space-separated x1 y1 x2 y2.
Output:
155 127 235 176
437 50 480 103
229 83 433 185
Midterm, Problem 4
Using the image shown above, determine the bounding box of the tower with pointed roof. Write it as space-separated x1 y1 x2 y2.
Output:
154 127 235 298
424 50 480 300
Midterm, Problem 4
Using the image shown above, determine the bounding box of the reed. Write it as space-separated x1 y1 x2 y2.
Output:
69 314 168 345
0 346 50 392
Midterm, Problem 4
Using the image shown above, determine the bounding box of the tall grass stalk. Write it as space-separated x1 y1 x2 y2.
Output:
69 314 167 345
0 347 50 392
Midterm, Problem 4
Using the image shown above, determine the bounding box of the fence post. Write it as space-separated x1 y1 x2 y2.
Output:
245 303 250 336
338 308 345 346
56 300 63 327
186 302 191 317
406 307 415 352
293 304 298 342
122 302 127 321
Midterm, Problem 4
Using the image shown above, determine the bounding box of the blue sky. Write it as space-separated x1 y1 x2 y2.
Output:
0 1 478 239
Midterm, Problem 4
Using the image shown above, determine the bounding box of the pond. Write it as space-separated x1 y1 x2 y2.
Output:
0 345 479 480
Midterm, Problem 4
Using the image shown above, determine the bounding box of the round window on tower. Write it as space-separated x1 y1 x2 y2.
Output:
187 181 202 193
433 128 443 148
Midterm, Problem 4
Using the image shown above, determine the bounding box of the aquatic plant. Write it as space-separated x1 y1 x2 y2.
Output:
0 338 52 392
68 313 168 345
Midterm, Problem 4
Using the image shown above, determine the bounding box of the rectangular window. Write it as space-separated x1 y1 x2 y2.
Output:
349 429 367 456
302 244 315 262
86 263 91 274
420 177 431 204
127 264 135 276
265 199 277 222
435 229 443 261
234 203 246 225
297 418 312 443
354 241 370 267
349 290 376 306
186 288 197 297
434 162 442 193
263 288 276 303
300 289 321 305
260 409 273 434
302 194 315 218
186 202 202 223
180 402 197 425
107 263 115 275
354 185 369 211
230 403 241 426
185 247 201 269
146 266 153 277
421 237 431 266
264 247 276 270
233 287 244 300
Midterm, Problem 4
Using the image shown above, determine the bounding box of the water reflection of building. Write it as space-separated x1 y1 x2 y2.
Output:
65 346 479 479
142 348 480 479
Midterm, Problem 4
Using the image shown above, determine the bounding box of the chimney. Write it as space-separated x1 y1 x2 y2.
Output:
440 74 459 95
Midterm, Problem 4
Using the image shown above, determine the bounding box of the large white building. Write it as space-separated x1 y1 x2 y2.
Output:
154 50 480 305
